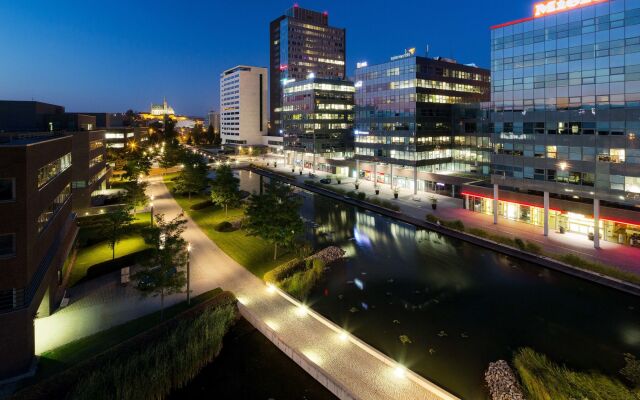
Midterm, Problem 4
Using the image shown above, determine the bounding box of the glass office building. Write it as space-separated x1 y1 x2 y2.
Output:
474 0 640 247
353 52 490 192
282 78 354 173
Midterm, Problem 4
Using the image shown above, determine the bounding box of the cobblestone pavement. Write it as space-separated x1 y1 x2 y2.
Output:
258 157 640 276
35 173 456 400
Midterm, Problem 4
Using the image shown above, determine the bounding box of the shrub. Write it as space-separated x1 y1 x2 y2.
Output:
69 303 238 400
446 220 465 231
85 249 153 282
525 241 542 254
621 353 640 388
190 199 214 210
426 214 438 223
514 347 636 400
279 258 326 299
264 258 305 283
215 221 234 232
357 192 366 201
514 238 526 250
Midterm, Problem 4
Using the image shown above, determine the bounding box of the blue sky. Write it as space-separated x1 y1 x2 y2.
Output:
0 0 532 116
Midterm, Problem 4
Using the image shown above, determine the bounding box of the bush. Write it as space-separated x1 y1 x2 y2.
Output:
525 241 542 254
69 303 238 400
514 238 526 250
190 199 214 210
357 192 366 201
264 258 305 283
85 249 153 282
621 353 640 388
215 221 234 232
445 220 465 231
514 347 636 400
279 258 326 299
426 214 438 223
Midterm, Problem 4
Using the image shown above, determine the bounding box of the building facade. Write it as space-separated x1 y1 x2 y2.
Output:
354 52 490 193
70 130 110 211
269 5 346 134
220 65 268 146
0 133 78 379
467 0 640 247
207 110 220 134
282 77 354 172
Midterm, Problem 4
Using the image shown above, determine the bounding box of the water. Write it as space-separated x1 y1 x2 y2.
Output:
237 171 640 399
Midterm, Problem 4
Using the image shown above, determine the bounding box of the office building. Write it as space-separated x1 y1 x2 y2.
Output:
354 50 490 193
463 0 640 248
220 65 268 146
0 132 78 379
269 5 346 134
70 129 110 211
282 77 354 173
207 110 220 134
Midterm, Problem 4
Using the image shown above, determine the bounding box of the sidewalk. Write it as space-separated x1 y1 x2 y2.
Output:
258 160 640 276
35 173 455 400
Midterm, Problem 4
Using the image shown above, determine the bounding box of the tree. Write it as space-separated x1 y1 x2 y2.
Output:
159 143 182 172
123 180 149 212
213 130 222 147
190 124 203 145
122 152 152 181
134 213 188 320
210 165 240 215
123 109 137 127
173 152 208 199
245 180 303 260
205 125 215 145
101 206 134 260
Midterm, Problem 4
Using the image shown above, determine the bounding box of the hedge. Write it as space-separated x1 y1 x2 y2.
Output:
13 292 238 400
84 248 154 282
190 199 214 210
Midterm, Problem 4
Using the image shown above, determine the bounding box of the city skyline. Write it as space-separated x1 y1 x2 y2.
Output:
0 0 534 116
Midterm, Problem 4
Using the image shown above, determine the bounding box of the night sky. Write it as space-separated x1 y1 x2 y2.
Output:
0 0 533 116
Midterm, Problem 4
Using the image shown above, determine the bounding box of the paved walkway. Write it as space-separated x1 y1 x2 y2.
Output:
35 173 455 400
257 158 640 276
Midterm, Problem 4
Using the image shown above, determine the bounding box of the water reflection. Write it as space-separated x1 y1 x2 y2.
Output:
236 171 640 399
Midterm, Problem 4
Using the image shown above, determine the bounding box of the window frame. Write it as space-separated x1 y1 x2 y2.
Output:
0 233 16 259
0 178 16 203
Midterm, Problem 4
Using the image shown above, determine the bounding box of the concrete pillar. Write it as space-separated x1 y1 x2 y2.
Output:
413 166 418 195
451 184 456 198
594 198 600 249
355 159 359 180
493 183 499 225
373 163 377 184
390 164 394 188
543 191 549 237
464 195 469 210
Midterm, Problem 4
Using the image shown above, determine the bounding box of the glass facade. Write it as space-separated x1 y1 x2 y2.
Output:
282 78 354 155
490 0 640 206
354 55 490 172
270 6 346 134
37 153 71 189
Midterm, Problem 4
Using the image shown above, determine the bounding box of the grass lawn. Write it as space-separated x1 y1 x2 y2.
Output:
69 236 150 287
163 175 295 278
34 288 223 381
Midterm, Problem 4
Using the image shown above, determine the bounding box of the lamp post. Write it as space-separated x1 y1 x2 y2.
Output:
186 243 192 305
150 195 155 227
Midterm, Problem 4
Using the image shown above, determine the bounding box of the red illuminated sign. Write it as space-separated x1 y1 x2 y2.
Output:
534 0 608 18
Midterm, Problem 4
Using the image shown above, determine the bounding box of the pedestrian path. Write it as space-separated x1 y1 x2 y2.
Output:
259 159 640 276
35 173 457 400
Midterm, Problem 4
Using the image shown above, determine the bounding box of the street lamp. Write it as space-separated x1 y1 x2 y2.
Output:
187 242 192 305
150 195 155 227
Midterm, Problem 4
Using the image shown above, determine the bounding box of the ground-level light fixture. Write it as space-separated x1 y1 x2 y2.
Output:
394 365 406 378
296 304 309 317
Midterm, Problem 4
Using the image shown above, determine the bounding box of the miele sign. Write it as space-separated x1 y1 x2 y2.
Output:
534 0 608 17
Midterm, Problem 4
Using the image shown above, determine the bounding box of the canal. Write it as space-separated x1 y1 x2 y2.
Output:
239 170 640 399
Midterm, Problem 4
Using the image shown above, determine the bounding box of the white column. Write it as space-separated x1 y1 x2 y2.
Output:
390 164 394 188
594 198 600 249
543 191 549 236
493 183 499 225
465 195 469 210
373 163 377 184
356 159 359 179
451 184 456 198
413 166 418 195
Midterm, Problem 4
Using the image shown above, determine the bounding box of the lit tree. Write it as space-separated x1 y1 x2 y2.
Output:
134 213 188 320
123 180 149 212
245 180 303 260
190 124 203 145
210 165 240 215
173 152 208 199
102 206 134 260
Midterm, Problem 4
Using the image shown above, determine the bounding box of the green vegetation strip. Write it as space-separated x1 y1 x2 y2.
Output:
514 348 639 400
425 214 640 286
265 258 326 300
163 175 296 277
15 289 235 400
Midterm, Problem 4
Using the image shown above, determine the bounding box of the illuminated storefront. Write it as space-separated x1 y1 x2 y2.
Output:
464 192 640 247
